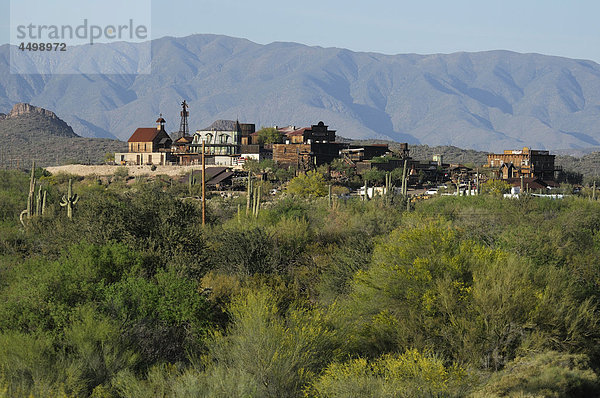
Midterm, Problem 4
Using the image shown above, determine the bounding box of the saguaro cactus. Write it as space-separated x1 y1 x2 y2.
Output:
401 160 408 197
252 185 262 218
188 171 196 195
255 186 262 217
246 173 252 215
20 161 36 227
36 185 42 216
41 190 47 215
60 178 79 219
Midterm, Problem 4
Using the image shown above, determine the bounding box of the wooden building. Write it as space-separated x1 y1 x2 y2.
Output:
127 117 172 153
273 143 344 169
272 122 343 170
487 147 559 180
280 121 336 144
116 116 173 165
340 144 390 162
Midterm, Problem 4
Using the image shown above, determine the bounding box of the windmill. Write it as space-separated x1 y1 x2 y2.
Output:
178 100 189 139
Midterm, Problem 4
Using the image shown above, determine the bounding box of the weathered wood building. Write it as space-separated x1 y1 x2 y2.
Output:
486 147 559 180
272 122 345 169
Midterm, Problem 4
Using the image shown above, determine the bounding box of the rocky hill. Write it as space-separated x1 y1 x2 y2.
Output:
0 103 126 167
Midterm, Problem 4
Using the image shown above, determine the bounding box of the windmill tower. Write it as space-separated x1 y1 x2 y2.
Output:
178 100 189 139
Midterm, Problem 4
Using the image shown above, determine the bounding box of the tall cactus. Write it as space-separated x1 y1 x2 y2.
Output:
41 190 47 215
36 185 42 216
60 178 79 219
385 172 393 203
188 171 195 195
28 162 35 215
401 160 407 197
246 173 252 216
255 186 262 218
20 161 36 227
252 186 260 218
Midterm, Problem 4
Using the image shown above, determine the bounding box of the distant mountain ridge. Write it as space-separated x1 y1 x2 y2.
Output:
3 34 600 151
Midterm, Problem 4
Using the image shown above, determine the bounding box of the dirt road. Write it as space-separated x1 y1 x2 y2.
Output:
45 164 236 177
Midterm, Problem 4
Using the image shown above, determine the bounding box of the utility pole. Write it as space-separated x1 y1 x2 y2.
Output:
202 140 206 226
401 159 407 197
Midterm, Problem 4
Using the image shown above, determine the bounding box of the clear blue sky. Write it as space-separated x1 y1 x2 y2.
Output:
2 0 599 62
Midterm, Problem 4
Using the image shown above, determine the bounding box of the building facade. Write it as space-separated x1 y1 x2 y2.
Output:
273 121 342 169
116 116 173 165
487 147 558 180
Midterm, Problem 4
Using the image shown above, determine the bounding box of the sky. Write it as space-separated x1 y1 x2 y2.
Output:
2 0 600 63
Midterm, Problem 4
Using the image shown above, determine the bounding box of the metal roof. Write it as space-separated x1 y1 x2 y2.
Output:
128 128 161 143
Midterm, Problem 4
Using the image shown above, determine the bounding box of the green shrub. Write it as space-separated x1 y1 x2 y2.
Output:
204 287 339 397
308 349 472 398
472 351 600 398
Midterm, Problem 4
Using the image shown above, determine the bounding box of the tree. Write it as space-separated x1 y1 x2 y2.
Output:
362 169 386 185
329 159 353 178
481 179 511 196
286 171 328 197
256 127 283 145
243 159 261 175
557 170 583 185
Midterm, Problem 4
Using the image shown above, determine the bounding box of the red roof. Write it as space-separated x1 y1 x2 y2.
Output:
128 128 160 142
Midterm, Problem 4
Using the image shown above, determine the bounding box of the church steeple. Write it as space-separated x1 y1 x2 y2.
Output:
156 113 166 131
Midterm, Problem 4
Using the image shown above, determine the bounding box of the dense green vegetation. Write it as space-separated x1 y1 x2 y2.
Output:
1 168 600 397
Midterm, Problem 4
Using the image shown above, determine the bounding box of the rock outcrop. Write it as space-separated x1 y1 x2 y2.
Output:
7 103 60 120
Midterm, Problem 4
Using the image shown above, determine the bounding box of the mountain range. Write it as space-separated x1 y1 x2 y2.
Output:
3 34 600 151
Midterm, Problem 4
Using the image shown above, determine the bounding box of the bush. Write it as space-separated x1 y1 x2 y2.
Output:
308 349 472 398
286 171 328 197
481 179 511 196
204 288 339 397
114 166 129 180
473 351 600 397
